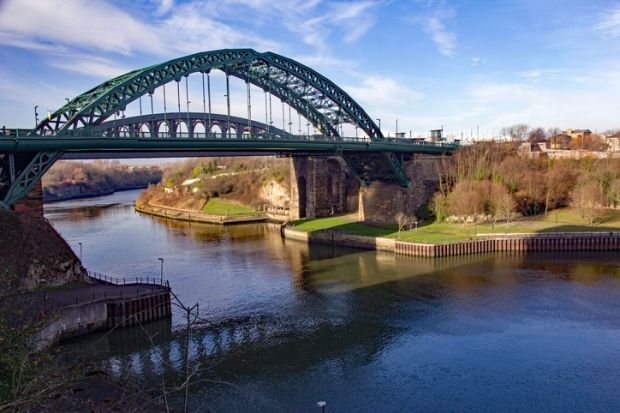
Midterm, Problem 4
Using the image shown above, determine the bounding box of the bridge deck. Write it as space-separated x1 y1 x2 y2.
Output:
0 135 457 155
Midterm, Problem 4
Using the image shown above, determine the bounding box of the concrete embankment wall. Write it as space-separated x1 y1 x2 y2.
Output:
284 227 620 257
395 234 620 257
135 203 268 224
283 227 395 251
35 290 171 350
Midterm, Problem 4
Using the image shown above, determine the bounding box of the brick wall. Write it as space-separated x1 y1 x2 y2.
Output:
12 180 44 217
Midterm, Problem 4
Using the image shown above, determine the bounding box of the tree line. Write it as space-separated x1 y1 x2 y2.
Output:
43 160 162 201
431 142 620 224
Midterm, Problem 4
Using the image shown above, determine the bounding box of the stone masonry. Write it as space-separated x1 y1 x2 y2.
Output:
358 155 441 224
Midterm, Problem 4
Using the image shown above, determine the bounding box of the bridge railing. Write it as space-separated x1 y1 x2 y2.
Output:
3 127 460 150
87 271 170 289
97 130 461 148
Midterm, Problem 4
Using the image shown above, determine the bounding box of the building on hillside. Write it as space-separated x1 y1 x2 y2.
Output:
518 142 547 159
564 128 592 140
605 135 620 152
548 134 572 150
430 128 444 142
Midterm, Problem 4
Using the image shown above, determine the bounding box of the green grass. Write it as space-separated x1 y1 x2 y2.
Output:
201 198 255 216
291 208 620 244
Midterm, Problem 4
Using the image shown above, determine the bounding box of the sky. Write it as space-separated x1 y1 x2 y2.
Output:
1 0 620 139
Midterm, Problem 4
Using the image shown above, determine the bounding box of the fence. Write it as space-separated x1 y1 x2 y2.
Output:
87 270 170 288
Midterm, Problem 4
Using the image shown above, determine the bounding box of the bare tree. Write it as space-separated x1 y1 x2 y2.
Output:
571 183 606 225
447 180 485 224
488 182 517 223
395 212 408 239
501 124 530 141
527 127 547 143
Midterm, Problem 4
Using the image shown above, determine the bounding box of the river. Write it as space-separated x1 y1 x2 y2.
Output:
45 189 620 412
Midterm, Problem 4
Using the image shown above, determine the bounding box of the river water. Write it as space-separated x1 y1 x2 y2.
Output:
46 189 620 412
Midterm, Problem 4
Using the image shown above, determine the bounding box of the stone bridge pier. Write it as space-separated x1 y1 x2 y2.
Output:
289 156 356 220
289 154 442 224
358 155 442 224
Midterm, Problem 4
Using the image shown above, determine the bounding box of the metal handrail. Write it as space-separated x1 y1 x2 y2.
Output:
37 284 169 314
87 271 170 288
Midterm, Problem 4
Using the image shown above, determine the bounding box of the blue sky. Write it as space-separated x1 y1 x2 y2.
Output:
1 0 619 138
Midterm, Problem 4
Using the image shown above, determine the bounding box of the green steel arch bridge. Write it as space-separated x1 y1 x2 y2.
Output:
0 48 457 209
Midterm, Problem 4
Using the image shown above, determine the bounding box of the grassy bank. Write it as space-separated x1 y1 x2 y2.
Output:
201 198 256 216
291 209 620 244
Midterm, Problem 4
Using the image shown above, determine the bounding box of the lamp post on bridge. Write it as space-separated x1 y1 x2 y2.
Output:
78 242 82 262
376 118 381 131
317 401 326 413
34 106 39 127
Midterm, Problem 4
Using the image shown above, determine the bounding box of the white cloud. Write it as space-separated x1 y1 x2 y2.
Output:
157 2 279 54
596 5 620 37
423 16 456 57
519 68 564 80
47 55 133 79
0 0 162 55
411 3 457 58
346 75 424 107
155 0 175 16
468 72 620 130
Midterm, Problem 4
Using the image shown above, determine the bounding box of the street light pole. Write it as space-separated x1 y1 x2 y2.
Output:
317 401 326 413
34 105 39 126
78 242 82 262
158 258 164 284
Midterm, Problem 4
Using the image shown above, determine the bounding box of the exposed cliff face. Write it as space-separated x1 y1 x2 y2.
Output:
0 210 86 296
258 180 290 208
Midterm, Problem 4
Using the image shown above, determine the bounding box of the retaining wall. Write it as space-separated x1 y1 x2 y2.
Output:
284 227 620 258
283 227 395 251
395 233 620 257
135 203 267 224
34 289 171 350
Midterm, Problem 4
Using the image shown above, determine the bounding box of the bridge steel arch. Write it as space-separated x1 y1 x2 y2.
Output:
1 49 413 209
35 49 382 140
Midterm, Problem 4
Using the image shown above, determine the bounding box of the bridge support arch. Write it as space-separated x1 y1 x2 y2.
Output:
289 156 353 220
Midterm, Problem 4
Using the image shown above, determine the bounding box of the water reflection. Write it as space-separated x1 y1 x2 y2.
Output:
51 191 620 412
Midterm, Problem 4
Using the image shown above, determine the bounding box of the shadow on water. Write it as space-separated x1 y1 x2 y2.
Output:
51 193 620 412
61 248 620 411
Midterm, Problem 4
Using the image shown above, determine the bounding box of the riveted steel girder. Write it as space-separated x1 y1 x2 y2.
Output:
0 151 63 207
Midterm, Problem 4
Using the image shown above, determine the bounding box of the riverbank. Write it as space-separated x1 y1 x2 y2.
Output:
135 201 269 224
44 185 150 203
284 226 620 257
285 209 620 257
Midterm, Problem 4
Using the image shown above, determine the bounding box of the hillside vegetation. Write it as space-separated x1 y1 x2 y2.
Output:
137 157 290 213
43 160 162 202
431 142 620 225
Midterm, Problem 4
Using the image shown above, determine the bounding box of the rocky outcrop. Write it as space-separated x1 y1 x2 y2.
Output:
0 210 86 296
258 179 290 208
